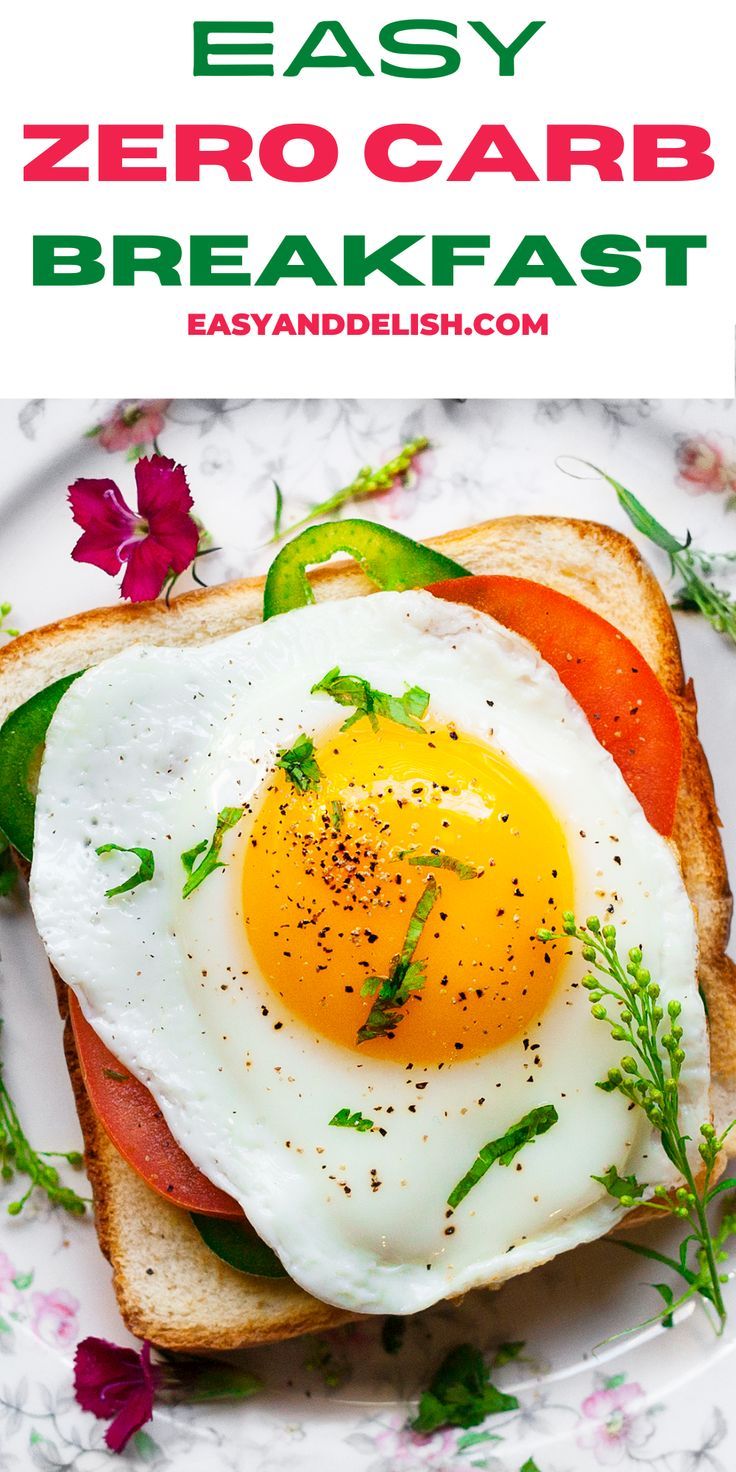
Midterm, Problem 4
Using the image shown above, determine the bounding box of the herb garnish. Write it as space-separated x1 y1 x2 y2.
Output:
357 875 439 1044
562 462 736 646
96 843 155 899
276 733 322 792
181 807 243 899
411 1343 518 1435
272 481 284 540
0 838 17 898
329 1107 374 1133
448 1106 559 1211
0 1022 87 1216
330 799 343 833
311 668 430 734
399 848 480 881
540 912 736 1334
0 603 19 640
270 437 429 544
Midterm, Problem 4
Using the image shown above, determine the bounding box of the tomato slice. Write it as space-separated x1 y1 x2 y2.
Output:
69 992 242 1219
430 575 681 836
71 575 681 1215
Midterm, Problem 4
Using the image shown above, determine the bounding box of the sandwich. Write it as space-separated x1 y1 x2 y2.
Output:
0 512 733 1351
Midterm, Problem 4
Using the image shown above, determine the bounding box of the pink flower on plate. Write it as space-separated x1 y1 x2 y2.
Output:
92 399 171 454
74 1336 162 1453
358 1412 460 1471
30 1287 80 1348
69 455 200 602
578 1377 654 1465
677 435 736 495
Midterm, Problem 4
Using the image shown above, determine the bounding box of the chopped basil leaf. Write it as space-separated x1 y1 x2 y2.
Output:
276 732 322 792
399 848 480 881
331 799 343 833
448 1105 559 1210
593 1164 646 1204
357 876 439 1044
96 843 155 899
181 807 242 899
329 1107 374 1133
311 667 429 734
411 1344 518 1435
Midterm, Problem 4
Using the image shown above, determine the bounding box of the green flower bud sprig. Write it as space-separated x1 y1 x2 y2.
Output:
539 912 736 1334
270 437 430 544
0 603 19 640
0 1022 88 1217
557 460 736 647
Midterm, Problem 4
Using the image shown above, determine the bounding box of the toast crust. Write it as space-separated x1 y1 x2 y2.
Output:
3 515 734 1348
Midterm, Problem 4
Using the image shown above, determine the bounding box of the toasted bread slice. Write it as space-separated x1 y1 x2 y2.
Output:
2 515 734 1350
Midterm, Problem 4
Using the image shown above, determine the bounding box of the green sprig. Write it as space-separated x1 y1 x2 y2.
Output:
270 437 429 544
565 463 736 646
0 603 19 640
0 1023 87 1217
312 667 429 734
357 875 439 1044
540 911 736 1333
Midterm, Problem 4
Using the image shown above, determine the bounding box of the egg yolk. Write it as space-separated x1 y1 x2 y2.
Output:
242 722 573 1066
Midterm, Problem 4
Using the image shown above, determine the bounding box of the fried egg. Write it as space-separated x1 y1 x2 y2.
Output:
30 590 708 1314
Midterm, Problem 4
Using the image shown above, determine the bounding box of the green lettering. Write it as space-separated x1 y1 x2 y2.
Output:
581 235 641 286
379 20 459 79
284 21 373 77
193 21 274 77
33 235 104 286
432 236 490 285
256 236 336 287
495 235 575 287
190 236 250 286
469 20 545 76
344 235 423 286
113 236 182 286
646 234 707 286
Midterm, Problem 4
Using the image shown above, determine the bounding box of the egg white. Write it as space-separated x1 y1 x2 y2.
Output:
30 591 708 1314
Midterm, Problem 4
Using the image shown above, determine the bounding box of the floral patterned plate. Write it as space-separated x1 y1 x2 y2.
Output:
0 397 735 1471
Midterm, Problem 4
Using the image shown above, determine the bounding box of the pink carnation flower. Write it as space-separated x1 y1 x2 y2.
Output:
30 1288 80 1348
69 455 199 602
94 399 171 454
74 1336 161 1453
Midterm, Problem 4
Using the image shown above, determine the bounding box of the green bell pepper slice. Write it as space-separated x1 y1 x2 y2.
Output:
263 518 469 620
0 672 84 861
190 1212 288 1278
